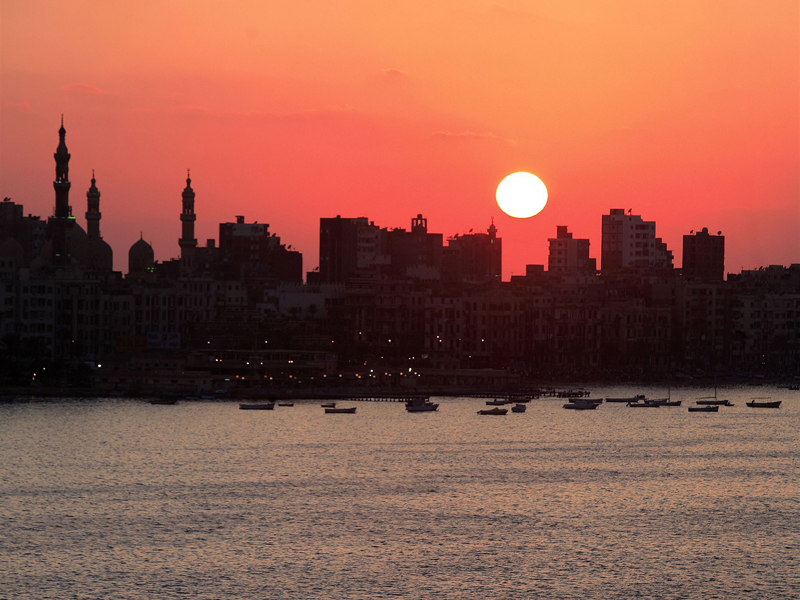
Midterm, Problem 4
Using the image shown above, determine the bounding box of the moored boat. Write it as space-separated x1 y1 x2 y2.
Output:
605 395 645 403
239 402 275 410
696 399 733 406
277 402 294 407
325 406 356 414
486 399 511 406
321 402 337 408
688 405 719 412
406 397 439 412
746 399 781 408
510 404 527 413
149 398 179 405
563 401 598 410
478 407 508 415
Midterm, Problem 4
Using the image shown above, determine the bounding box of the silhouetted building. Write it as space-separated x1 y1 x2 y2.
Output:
84 172 113 272
0 197 46 266
385 214 442 278
547 226 596 274
601 208 672 273
218 215 302 284
179 171 197 272
315 216 384 283
48 116 75 266
443 222 502 284
683 227 724 281
128 234 155 276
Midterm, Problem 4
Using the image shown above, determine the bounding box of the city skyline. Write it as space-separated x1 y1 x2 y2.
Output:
2 118 796 280
1 1 798 277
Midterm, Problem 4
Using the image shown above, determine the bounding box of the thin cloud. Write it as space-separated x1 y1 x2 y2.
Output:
1 101 33 113
383 68 407 80
60 83 109 95
432 130 515 143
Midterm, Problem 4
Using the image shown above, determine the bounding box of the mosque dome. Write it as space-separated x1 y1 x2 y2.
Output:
86 238 114 272
0 237 24 267
34 223 89 269
128 235 155 274
68 223 89 265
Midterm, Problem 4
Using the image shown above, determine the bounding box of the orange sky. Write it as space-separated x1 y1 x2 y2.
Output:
1 0 798 277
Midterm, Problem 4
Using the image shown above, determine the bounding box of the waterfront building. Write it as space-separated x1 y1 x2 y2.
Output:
601 208 673 273
442 222 502 284
547 226 596 274
683 227 725 281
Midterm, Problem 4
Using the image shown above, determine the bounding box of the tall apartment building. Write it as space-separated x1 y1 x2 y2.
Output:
314 216 385 283
547 226 596 274
442 222 502 284
601 208 673 273
683 227 725 281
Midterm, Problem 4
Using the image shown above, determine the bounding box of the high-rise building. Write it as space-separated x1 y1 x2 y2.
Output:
683 227 724 281
385 214 443 277
547 226 596 274
443 222 502 283
315 216 384 283
601 208 672 273
218 215 302 283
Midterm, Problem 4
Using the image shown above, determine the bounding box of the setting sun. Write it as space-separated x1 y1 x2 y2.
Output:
496 172 548 219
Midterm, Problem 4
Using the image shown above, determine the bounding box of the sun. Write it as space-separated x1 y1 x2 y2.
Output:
496 172 548 218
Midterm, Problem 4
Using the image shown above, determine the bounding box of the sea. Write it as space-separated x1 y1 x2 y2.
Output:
1 384 798 600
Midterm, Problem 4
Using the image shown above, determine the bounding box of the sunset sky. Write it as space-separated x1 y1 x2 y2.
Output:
1 0 798 277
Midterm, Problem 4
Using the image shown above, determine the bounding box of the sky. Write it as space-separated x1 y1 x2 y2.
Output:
1 0 798 277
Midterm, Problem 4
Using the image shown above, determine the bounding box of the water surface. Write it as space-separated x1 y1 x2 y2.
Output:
2 384 798 599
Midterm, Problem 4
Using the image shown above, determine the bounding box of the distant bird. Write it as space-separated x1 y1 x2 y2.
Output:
717 231 722 235
469 228 473 233
689 230 693 234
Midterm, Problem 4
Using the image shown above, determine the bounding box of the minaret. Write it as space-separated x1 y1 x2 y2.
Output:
86 170 101 240
50 115 74 265
179 169 197 271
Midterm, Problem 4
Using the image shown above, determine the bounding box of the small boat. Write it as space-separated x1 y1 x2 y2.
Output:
568 397 602 404
325 406 356 414
628 401 660 407
149 398 179 405
563 402 598 410
688 405 719 412
697 384 732 406
321 402 337 408
696 399 733 406
478 407 508 415
239 402 275 410
277 402 294 407
746 399 781 408
486 399 510 406
789 385 799 391
406 397 439 412
606 394 645 403
510 404 527 413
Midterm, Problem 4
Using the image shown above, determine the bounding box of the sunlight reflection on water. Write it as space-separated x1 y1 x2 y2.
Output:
1 384 798 599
